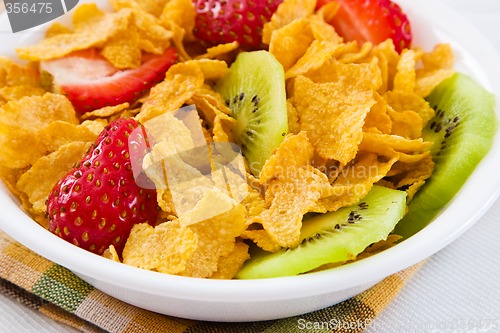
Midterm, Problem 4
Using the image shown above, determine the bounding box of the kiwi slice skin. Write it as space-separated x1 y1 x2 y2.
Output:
236 186 407 279
216 51 288 176
395 73 497 239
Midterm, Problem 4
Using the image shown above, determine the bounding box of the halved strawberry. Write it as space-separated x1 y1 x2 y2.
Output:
316 0 412 53
193 0 283 50
46 118 158 255
40 48 178 113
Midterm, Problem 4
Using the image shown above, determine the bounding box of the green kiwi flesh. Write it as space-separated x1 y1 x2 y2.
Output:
394 73 497 239
236 186 407 279
216 51 288 176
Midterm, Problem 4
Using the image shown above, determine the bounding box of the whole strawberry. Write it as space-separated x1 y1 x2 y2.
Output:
193 0 283 50
47 118 158 255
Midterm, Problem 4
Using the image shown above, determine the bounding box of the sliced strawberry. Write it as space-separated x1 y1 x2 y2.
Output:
193 0 283 50
41 48 178 113
316 0 412 53
46 118 158 255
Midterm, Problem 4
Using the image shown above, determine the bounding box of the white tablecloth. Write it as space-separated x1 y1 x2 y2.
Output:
1 1 500 332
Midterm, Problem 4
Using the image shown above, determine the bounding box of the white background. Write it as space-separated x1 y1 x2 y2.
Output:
1 0 500 332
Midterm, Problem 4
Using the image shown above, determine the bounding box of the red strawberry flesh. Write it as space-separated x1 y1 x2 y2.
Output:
47 118 158 255
193 0 283 50
316 0 412 53
41 48 178 113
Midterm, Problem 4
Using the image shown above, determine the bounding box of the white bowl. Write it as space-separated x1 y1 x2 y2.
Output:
1 0 500 322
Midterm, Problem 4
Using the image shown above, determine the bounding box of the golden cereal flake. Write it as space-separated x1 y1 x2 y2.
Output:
259 131 314 184
122 220 198 274
260 165 329 248
180 204 247 278
293 75 375 165
16 141 92 214
263 0 316 44
210 241 250 279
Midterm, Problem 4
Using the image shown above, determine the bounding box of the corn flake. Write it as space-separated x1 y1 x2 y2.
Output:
241 229 282 253
16 141 92 213
45 22 72 37
415 44 455 97
0 85 45 101
309 12 342 42
259 131 314 184
285 40 339 80
263 0 316 44
185 59 229 80
160 0 196 41
16 5 132 61
0 93 77 168
359 132 432 162
210 242 250 279
80 103 130 121
363 93 392 134
181 204 247 278
314 153 397 212
195 42 239 60
40 121 99 152
260 165 329 248
240 183 266 226
269 18 314 72
373 40 400 92
136 62 204 122
212 114 237 143
122 220 198 274
101 25 142 69
286 100 301 134
387 108 423 139
293 75 375 165
393 49 417 93
383 90 436 126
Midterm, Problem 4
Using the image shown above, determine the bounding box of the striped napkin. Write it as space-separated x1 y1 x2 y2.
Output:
0 229 424 333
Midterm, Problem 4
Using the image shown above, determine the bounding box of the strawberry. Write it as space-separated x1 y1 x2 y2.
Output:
316 0 412 53
40 47 178 113
46 118 158 255
193 0 283 50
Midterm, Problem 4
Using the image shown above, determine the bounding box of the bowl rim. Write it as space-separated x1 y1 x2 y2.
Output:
1 0 500 305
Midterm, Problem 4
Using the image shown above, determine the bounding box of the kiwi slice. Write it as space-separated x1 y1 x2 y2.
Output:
216 51 288 176
394 73 497 239
236 186 407 279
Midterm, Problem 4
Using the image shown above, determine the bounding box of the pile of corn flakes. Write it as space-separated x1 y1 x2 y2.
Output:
0 0 454 278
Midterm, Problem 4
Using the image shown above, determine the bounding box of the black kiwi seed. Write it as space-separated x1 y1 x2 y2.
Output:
252 95 260 105
431 111 461 139
358 202 369 210
239 92 245 101
347 211 363 224
302 233 322 245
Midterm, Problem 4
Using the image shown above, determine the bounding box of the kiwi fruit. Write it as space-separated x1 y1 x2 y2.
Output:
216 51 288 176
394 73 496 239
236 186 407 279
